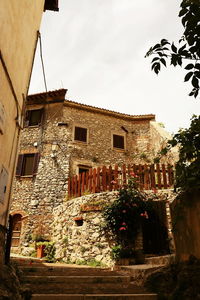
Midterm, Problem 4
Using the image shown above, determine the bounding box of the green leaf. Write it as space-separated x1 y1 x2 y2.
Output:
185 63 194 70
195 63 200 70
194 89 199 98
192 76 199 88
160 58 166 67
184 72 193 82
151 57 160 63
161 39 170 46
171 54 178 66
179 8 188 17
171 43 177 53
152 44 161 51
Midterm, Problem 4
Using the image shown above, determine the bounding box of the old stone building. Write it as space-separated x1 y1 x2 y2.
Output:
0 0 59 264
10 89 177 259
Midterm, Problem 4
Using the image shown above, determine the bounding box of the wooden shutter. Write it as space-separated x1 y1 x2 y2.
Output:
32 153 40 176
15 154 24 177
38 109 44 126
24 111 30 127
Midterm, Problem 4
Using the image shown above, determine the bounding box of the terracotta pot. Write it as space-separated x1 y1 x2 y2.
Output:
36 245 46 258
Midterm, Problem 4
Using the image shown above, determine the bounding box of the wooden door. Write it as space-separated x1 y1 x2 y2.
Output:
11 214 22 247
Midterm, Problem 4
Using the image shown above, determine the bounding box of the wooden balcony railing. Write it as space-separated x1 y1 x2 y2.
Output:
68 163 174 199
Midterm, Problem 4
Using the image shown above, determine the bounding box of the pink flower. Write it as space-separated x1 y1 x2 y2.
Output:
140 211 149 219
122 210 126 213
111 180 117 184
122 222 126 225
119 227 126 231
130 172 139 178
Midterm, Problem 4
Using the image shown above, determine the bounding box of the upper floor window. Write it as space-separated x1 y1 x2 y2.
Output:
25 109 43 127
74 126 88 143
113 134 125 150
44 0 59 11
16 153 40 177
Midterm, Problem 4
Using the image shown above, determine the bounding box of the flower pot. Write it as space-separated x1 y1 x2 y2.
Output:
36 245 46 258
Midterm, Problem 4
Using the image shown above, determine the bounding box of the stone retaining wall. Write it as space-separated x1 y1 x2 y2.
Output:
51 190 176 267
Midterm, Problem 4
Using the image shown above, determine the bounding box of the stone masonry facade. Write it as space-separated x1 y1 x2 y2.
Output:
10 89 177 257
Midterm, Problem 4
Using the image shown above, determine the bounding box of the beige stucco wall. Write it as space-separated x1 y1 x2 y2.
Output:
171 192 200 262
0 0 45 263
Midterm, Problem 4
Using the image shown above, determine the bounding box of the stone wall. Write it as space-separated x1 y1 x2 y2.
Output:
51 190 177 267
11 102 70 244
63 104 155 175
52 191 119 266
150 121 178 164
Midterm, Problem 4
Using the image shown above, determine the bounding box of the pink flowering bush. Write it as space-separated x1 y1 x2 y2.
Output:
103 177 152 249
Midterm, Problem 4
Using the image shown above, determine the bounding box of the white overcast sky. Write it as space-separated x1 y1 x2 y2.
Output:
29 0 200 133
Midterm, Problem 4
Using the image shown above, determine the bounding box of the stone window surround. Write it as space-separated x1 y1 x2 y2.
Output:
72 123 89 144
72 160 93 176
111 131 126 151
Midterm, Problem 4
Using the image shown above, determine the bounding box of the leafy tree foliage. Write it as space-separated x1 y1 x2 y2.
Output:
163 115 200 192
145 0 200 98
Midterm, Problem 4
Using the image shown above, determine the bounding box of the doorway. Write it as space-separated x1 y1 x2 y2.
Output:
142 201 170 255
11 214 22 247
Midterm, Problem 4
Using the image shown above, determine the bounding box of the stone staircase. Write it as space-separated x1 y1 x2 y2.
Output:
119 254 174 286
12 258 158 300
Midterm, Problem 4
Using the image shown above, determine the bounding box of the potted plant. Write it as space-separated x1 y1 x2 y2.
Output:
36 241 46 258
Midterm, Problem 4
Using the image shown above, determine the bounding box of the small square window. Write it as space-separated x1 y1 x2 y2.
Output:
113 134 125 149
44 0 59 11
25 109 43 127
74 127 87 142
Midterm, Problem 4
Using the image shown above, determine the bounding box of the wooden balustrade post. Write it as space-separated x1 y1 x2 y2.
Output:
156 163 162 189
114 165 118 190
102 166 107 191
92 168 97 193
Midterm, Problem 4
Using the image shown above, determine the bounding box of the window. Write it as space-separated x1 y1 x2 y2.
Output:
16 153 40 177
113 134 125 150
74 126 87 143
25 109 43 127
78 166 90 174
44 0 59 11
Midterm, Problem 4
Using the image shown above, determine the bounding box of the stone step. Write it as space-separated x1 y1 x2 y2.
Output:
24 282 146 294
20 266 118 276
119 265 163 286
23 275 131 284
31 293 157 300
145 254 174 266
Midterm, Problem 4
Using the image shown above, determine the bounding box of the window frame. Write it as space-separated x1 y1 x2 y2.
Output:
73 125 89 144
112 132 126 151
24 109 44 128
16 153 40 178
